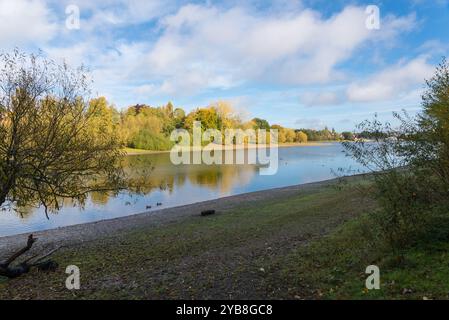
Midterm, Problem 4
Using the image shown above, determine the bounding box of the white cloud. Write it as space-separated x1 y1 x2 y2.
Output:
133 84 157 95
417 40 449 55
141 4 417 95
346 56 434 102
377 13 416 41
78 0 175 31
300 56 434 107
294 118 327 130
46 41 153 102
45 43 91 67
300 91 344 107
0 0 56 46
11 1 420 108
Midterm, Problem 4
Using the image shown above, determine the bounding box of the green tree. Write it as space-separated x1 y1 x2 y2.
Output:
341 131 354 141
252 118 270 130
120 104 174 150
417 58 449 184
173 107 185 119
173 107 186 129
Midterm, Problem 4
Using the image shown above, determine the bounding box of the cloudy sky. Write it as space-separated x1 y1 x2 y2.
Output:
1 0 448 130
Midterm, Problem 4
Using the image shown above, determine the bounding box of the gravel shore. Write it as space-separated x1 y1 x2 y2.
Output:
0 177 340 260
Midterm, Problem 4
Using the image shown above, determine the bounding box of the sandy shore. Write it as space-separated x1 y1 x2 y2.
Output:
0 177 342 260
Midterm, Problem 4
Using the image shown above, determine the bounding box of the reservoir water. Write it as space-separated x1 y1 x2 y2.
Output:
0 143 365 237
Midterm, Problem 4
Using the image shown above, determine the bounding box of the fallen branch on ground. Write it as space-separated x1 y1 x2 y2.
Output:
0 234 60 278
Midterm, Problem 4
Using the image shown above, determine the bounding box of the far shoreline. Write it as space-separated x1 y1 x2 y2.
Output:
124 141 336 155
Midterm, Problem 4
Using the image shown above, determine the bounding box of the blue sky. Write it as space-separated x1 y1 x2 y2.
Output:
1 0 448 130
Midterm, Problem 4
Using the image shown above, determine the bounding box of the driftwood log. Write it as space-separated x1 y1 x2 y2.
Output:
0 234 60 278
201 209 216 216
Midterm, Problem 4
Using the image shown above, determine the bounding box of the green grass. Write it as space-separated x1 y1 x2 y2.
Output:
1 180 448 299
278 205 449 300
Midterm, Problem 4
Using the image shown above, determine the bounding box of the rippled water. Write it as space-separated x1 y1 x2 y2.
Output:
0 143 365 237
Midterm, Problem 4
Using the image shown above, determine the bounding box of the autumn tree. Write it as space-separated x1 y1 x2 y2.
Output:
212 100 240 130
87 97 120 141
271 125 285 142
295 131 308 143
185 107 220 131
0 50 126 277
284 128 296 142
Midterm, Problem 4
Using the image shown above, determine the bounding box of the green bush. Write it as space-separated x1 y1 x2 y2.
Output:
343 58 449 250
128 129 173 151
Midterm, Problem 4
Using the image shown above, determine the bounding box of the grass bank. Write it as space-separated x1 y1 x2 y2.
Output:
1 177 448 299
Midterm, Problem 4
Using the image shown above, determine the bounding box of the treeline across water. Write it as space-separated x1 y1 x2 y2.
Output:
89 98 355 151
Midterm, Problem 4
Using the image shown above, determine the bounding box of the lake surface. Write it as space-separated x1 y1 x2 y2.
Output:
0 143 366 237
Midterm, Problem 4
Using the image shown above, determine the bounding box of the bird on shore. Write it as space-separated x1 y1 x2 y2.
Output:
156 202 162 206
146 205 152 209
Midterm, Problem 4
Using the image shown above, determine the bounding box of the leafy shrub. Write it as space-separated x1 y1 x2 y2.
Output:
343 58 449 249
129 129 173 151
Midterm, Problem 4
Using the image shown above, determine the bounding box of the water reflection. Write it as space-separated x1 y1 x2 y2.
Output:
89 152 259 205
0 143 364 236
